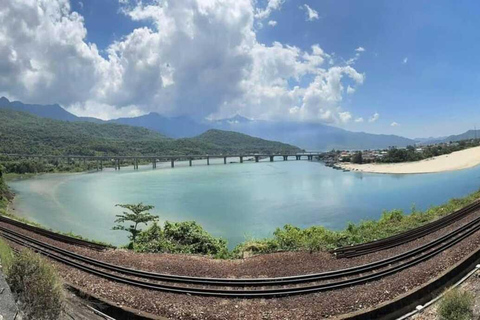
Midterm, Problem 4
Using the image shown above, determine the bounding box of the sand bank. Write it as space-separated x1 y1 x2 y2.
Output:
339 145 480 174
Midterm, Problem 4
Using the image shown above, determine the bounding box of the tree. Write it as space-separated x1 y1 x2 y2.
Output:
351 151 363 164
113 203 158 245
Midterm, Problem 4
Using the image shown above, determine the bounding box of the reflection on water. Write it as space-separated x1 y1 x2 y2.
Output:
7 160 480 248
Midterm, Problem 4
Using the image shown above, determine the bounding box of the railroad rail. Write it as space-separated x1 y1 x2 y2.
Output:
2 206 480 298
0 215 113 251
333 199 480 258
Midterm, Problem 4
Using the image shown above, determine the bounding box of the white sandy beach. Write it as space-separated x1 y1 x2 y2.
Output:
340 145 480 174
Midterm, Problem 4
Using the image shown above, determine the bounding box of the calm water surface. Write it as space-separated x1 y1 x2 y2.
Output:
7 159 480 247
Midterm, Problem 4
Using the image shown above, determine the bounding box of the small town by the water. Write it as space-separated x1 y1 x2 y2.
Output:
2 1 480 320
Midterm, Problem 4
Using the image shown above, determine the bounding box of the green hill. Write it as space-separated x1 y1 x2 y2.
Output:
194 129 302 153
0 109 301 156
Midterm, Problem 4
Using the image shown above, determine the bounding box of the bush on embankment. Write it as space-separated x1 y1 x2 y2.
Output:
232 189 480 257
0 165 14 212
0 239 64 320
438 288 474 320
134 221 230 258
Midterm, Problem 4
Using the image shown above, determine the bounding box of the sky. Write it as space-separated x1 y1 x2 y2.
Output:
1 0 480 139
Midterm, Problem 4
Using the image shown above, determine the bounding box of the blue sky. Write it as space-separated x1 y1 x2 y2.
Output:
2 0 480 138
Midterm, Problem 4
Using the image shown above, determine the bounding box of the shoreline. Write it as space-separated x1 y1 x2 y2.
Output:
338 145 480 174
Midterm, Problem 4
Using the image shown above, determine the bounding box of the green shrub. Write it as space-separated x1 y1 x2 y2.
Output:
438 288 474 320
0 238 14 272
7 249 64 320
134 221 229 256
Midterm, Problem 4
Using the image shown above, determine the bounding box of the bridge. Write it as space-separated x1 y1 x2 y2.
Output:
0 152 323 170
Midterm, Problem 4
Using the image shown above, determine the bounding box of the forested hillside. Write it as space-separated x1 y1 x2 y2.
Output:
0 109 301 156
193 129 302 153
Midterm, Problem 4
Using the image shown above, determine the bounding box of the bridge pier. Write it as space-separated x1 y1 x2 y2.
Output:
189 158 192 167
152 159 157 169
255 156 259 163
100 160 103 170
296 155 300 160
240 156 243 163
224 157 227 164
171 159 175 168
283 156 288 161
117 159 121 170
207 156 210 165
270 156 274 162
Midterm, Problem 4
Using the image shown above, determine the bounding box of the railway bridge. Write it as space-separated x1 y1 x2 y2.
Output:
0 152 323 170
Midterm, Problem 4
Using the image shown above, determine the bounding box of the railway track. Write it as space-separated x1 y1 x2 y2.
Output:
0 215 113 251
2 207 480 298
333 199 480 258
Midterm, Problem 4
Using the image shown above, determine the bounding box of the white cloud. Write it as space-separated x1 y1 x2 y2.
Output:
354 117 364 123
268 20 277 27
346 85 355 94
369 112 380 123
403 57 408 64
255 0 284 20
78 1 83 9
339 111 352 123
391 121 400 127
0 0 365 124
301 4 319 21
355 47 365 52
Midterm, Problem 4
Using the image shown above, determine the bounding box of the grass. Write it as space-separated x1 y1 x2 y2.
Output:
438 288 474 320
0 238 14 272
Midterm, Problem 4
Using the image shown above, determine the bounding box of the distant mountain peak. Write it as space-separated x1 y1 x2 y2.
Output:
213 114 252 125
0 96 10 104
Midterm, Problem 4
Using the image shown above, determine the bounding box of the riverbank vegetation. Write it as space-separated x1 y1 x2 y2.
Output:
0 165 14 212
112 203 229 257
232 189 480 256
379 140 480 164
135 221 229 258
0 239 64 319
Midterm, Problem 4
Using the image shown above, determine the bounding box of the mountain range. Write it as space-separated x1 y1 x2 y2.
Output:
0 96 454 150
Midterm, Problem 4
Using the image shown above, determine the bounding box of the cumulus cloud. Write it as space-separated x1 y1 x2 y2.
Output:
346 85 355 94
339 112 352 123
255 0 284 20
301 4 319 21
0 0 365 124
355 47 365 52
369 112 380 123
391 121 400 127
268 20 277 27
403 57 408 64
354 117 364 123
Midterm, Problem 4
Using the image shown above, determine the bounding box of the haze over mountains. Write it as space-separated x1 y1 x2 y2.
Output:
0 97 460 150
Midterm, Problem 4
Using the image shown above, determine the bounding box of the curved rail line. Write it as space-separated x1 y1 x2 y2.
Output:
0 215 113 251
333 199 480 258
2 210 480 298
